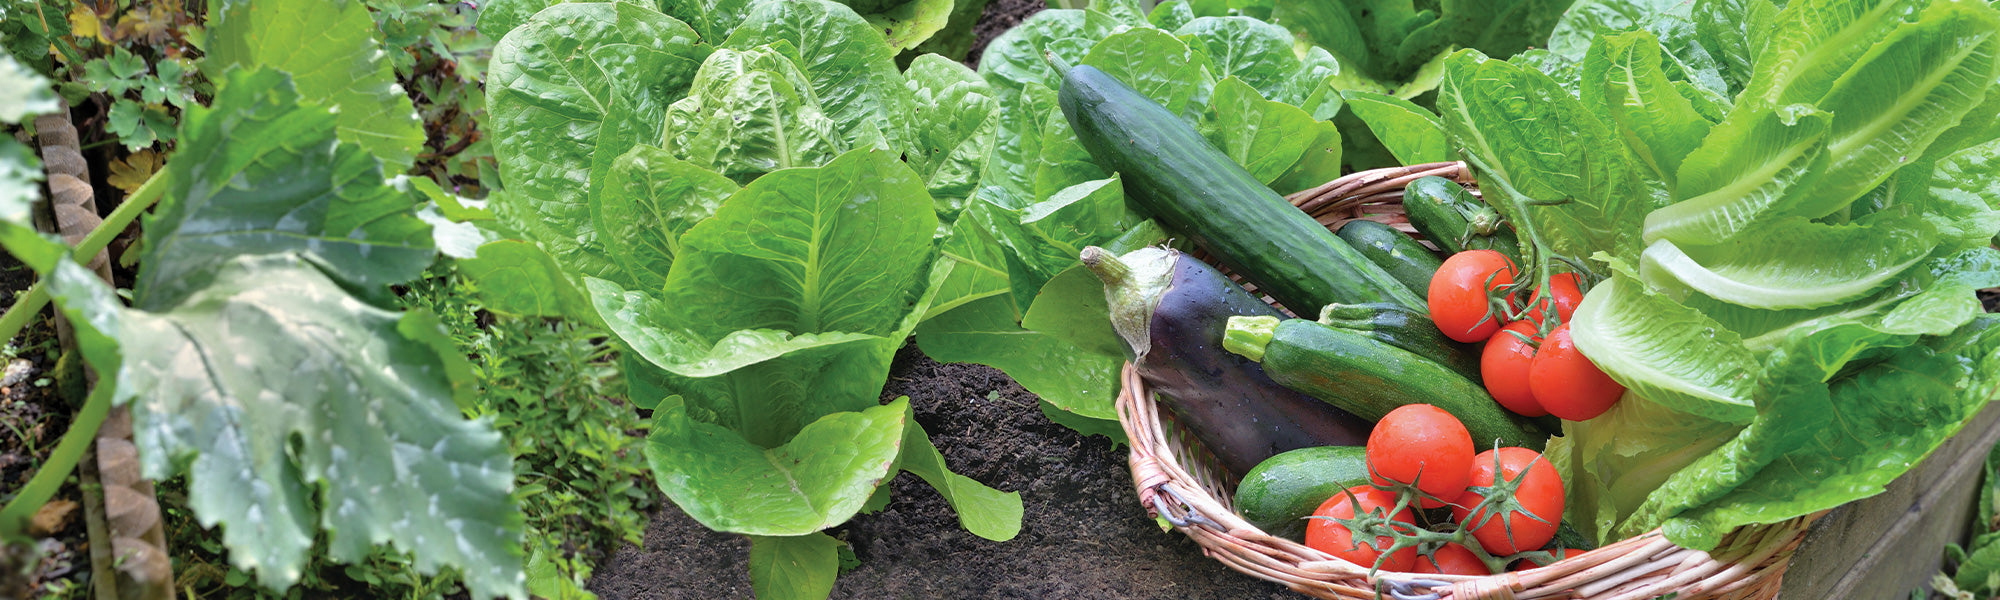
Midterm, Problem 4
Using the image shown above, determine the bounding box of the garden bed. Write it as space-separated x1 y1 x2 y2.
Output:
590 345 1291 599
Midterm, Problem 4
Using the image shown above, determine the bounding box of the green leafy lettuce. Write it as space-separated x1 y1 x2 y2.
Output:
483 3 1021 598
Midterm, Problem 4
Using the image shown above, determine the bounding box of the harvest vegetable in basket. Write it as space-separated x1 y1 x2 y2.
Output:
1057 0 2000 594
1083 246 1370 475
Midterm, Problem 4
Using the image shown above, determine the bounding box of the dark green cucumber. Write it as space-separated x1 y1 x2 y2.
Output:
1224 316 1552 449
1403 176 1523 265
1232 446 1370 541
1059 65 1426 316
1335 220 1442 301
1317 303 1481 383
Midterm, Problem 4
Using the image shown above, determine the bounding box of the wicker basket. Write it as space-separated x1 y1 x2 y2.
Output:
1114 162 1822 600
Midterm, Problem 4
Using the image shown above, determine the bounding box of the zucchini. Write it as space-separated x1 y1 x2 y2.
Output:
1233 446 1370 541
1223 316 1552 450
1403 176 1523 265
1335 220 1442 301
1085 246 1371 478
1317 303 1481 383
1059 65 1425 316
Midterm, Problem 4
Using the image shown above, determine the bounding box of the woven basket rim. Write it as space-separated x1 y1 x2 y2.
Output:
1114 162 1820 600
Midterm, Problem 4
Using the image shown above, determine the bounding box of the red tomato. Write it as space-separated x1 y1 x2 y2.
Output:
1522 272 1584 326
1305 486 1420 571
1481 320 1546 417
1511 547 1581 571
1429 250 1517 342
1410 543 1491 576
1529 323 1625 421
1368 405 1474 509
1452 448 1564 556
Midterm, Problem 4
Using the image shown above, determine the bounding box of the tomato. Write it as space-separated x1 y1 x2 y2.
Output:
1529 323 1625 421
1451 447 1564 556
1511 547 1581 571
1367 404 1474 509
1304 485 1420 571
1428 250 1517 342
1411 543 1491 576
1481 320 1546 417
1522 272 1584 326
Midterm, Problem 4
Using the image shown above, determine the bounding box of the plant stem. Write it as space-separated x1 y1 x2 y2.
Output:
0 169 168 345
0 383 112 538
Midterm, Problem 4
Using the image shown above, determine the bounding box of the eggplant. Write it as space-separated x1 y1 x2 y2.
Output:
1082 246 1373 478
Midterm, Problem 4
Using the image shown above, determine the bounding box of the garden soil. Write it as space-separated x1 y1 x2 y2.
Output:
587 345 1296 600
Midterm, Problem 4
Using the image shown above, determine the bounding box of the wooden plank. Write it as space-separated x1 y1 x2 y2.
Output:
1777 399 2000 598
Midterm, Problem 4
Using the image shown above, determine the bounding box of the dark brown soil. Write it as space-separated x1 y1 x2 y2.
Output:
0 252 90 599
587 345 1294 600
964 0 1046 69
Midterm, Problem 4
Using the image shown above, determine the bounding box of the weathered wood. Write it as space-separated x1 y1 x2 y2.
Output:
1777 399 2000 598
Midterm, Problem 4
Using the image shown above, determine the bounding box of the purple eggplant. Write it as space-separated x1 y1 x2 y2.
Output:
1082 246 1372 478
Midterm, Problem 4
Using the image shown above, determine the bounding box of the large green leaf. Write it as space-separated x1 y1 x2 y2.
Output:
1582 30 1714 186
974 9 1118 209
587 276 884 380
1200 78 1321 185
923 208 1013 321
67 256 516 597
1270 0 1574 83
136 67 433 310
662 44 845 183
1643 105 1830 246
51 68 523 597
1653 327 2000 549
1339 90 1450 165
898 420 1024 541
904 54 997 222
659 0 755 41
1735 0 1920 111
596 145 738 291
1918 137 2000 248
457 240 602 324
1692 0 1780 95
1637 216 1936 310
1435 50 1651 263
1784 0 2000 219
1080 27 1218 120
646 396 910 536
748 533 841 600
0 53 56 122
204 0 425 170
1174 16 1312 105
915 295 1124 421
722 0 917 155
487 2 708 280
658 148 936 341
1569 263 1758 423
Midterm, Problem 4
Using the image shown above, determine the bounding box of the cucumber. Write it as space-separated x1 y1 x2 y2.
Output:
1403 176 1523 265
1224 316 1552 450
1335 220 1442 301
1059 65 1426 316
1317 303 1481 383
1085 246 1371 478
1233 446 1370 541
